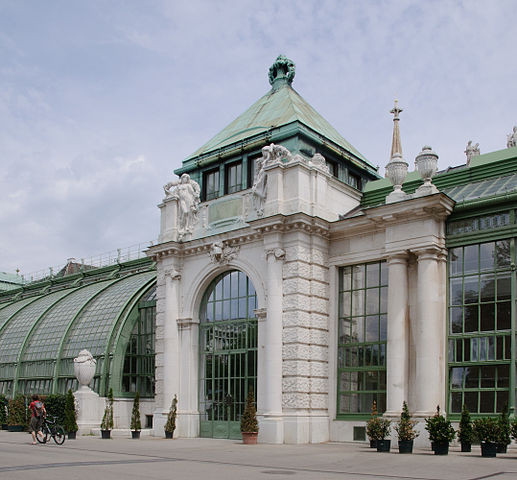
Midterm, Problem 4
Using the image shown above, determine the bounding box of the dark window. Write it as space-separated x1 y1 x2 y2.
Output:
327 160 338 177
225 161 242 194
203 169 220 201
247 156 260 189
348 171 362 190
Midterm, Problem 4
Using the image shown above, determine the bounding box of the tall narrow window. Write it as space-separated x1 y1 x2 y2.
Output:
337 261 388 416
203 168 220 201
448 239 514 415
225 161 242 194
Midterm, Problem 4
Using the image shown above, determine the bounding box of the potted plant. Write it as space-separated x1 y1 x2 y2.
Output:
473 417 498 457
511 418 517 443
394 401 418 454
164 395 177 439
496 405 510 453
100 388 114 439
457 404 474 452
424 406 455 455
366 401 379 448
240 390 258 444
64 389 78 439
130 392 141 439
7 394 26 432
0 394 8 430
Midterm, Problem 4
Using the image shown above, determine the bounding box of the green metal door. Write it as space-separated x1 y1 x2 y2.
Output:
199 271 257 439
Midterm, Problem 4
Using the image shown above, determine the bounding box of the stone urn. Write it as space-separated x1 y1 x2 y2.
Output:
414 146 439 195
73 349 97 390
385 153 409 202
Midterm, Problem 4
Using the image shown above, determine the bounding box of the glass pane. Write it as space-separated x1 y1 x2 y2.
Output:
365 316 379 342
497 303 511 330
497 274 511 300
480 304 495 331
479 274 495 302
463 245 478 274
450 367 464 388
451 392 462 413
495 240 511 267
463 277 479 303
479 242 495 271
380 262 388 285
366 264 379 288
449 248 462 275
450 307 463 333
351 290 364 316
496 391 509 413
465 366 479 388
352 265 365 289
480 391 495 413
342 267 352 290
480 365 495 388
464 391 478 413
464 305 478 332
497 364 509 388
449 278 463 305
379 315 387 341
366 288 379 315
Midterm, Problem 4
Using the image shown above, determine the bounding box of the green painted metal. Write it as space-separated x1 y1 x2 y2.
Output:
510 237 516 416
0 297 41 335
50 279 117 394
106 278 156 397
14 286 80 394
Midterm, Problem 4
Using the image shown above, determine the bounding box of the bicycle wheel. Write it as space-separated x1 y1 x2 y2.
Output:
53 426 66 445
36 427 48 444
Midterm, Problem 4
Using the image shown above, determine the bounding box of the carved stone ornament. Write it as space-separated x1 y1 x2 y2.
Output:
310 153 330 174
165 268 181 281
163 173 201 241
507 126 517 148
266 248 286 261
464 140 480 166
73 349 97 390
251 143 293 217
209 241 240 265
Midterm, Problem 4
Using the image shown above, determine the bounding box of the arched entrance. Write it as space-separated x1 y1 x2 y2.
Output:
199 270 257 439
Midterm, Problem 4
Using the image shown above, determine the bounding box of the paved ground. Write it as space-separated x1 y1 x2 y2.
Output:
1 431 517 480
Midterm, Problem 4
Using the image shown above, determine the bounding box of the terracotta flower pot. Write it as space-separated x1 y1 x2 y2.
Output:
242 432 258 444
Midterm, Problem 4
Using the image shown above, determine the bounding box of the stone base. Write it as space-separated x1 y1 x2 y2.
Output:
74 387 104 432
283 414 329 444
386 190 409 203
258 415 284 444
152 409 167 437
414 184 439 197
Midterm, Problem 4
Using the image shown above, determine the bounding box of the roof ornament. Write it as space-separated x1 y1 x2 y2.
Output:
464 140 480 166
268 55 295 87
385 100 409 203
414 146 439 196
506 126 517 148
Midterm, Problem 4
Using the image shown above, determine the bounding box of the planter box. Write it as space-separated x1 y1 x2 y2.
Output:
242 432 258 444
398 440 413 454
481 442 497 458
433 442 449 455
165 431 174 439
68 431 77 440
461 443 471 452
132 431 141 439
376 440 390 452
8 425 24 432
496 443 507 454
101 429 111 439
369 439 377 449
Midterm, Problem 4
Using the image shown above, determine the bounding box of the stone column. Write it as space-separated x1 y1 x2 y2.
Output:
413 248 444 417
162 269 181 419
385 253 409 417
178 317 199 437
259 247 285 443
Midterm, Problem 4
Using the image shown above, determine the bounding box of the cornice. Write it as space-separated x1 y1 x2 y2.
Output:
249 212 330 238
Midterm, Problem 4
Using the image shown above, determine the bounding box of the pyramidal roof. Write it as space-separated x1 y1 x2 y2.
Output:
185 56 372 167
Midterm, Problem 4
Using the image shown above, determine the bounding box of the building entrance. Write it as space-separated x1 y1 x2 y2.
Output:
199 271 257 439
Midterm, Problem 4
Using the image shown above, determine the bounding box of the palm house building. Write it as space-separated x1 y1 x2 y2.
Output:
1 56 517 445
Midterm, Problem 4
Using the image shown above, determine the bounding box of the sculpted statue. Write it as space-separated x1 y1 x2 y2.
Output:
310 153 330 174
163 173 201 240
209 241 239 264
464 140 480 165
251 143 292 217
507 126 517 148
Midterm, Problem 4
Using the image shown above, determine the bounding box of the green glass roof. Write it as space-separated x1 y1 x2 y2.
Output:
443 172 517 204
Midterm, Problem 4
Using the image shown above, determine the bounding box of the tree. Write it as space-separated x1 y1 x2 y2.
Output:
240 390 258 433
101 388 114 431
130 392 141 431
64 389 78 433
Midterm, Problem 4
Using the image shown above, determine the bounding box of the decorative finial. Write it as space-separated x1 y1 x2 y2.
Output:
268 55 295 87
389 99 403 159
507 126 517 148
414 145 439 196
464 140 480 166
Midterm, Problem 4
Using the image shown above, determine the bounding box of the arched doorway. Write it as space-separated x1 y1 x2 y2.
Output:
199 270 257 439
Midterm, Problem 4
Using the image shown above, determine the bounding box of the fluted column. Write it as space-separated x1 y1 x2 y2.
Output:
385 253 409 417
413 248 444 416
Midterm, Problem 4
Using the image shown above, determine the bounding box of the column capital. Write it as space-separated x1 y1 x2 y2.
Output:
265 248 285 261
254 308 267 321
386 252 409 264
412 246 442 262
177 317 198 330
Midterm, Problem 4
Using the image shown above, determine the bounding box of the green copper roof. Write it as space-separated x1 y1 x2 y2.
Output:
185 56 372 167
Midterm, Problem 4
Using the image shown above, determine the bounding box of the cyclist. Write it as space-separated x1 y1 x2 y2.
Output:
29 394 46 445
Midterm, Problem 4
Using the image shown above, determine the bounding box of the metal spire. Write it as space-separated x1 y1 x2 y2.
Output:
390 99 403 160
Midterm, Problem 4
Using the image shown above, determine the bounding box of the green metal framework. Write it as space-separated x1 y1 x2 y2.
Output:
337 261 388 419
447 208 517 418
199 270 257 439
0 267 156 398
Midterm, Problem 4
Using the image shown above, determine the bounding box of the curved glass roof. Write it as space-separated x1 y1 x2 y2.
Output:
0 268 156 396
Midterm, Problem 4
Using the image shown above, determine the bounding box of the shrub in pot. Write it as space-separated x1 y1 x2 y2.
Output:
100 388 114 439
424 406 455 455
473 417 498 458
457 404 474 452
394 401 418 454
130 392 141 439
365 402 391 453
164 395 177 439
64 389 78 439
0 394 8 429
366 401 380 448
240 390 259 445
496 405 510 454
511 418 517 443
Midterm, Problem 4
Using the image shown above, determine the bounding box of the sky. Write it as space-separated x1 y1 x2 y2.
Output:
1 0 517 276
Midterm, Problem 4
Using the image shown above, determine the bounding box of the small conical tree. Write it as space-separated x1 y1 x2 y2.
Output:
240 390 258 433
395 401 418 441
64 389 78 433
101 388 114 430
164 395 178 435
457 404 473 445
130 392 141 431
497 403 511 447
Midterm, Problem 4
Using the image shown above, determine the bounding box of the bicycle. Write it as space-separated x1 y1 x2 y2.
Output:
36 415 66 445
